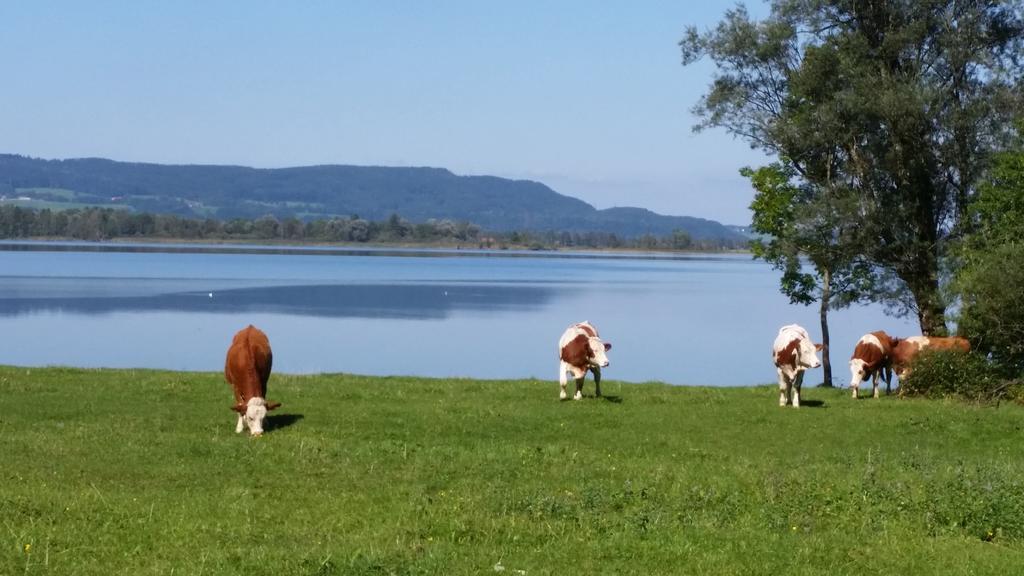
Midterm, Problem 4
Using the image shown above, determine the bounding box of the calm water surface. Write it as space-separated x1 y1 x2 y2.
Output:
0 242 916 386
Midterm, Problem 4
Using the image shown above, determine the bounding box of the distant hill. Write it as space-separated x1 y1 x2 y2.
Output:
0 154 745 242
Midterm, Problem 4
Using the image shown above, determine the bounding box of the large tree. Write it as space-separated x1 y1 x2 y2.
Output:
682 1 1024 335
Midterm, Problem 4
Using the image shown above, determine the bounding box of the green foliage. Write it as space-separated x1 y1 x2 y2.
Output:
744 163 870 307
4 367 1024 574
683 1 1024 334
670 229 692 250
956 141 1024 374
968 146 1024 247
957 243 1024 375
0 205 740 251
899 349 1020 403
746 163 817 306
745 164 798 239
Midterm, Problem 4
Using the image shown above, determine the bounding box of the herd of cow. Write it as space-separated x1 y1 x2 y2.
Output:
224 320 971 436
771 323 971 408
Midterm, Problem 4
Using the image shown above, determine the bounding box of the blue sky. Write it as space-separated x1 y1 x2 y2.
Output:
0 1 770 224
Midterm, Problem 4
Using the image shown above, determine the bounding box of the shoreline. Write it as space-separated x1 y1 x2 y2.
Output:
0 237 753 260
0 364 796 389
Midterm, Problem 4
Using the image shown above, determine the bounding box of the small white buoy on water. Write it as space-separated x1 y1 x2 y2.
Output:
208 292 214 298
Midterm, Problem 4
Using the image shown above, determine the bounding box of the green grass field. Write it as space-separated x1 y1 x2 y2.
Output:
3 366 1024 575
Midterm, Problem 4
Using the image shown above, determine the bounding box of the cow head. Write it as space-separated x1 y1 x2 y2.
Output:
893 364 910 379
587 338 611 368
232 397 281 437
798 340 823 369
849 358 869 388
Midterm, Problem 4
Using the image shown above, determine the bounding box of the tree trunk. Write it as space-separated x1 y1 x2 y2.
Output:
917 296 948 336
905 247 948 336
907 174 948 336
819 266 833 387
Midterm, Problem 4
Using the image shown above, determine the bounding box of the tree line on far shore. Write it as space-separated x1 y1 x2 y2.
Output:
0 205 737 251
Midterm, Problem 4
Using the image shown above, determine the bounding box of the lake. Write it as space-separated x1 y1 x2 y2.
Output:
0 241 917 387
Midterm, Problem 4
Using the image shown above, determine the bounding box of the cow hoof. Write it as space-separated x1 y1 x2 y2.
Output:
573 393 582 401
559 391 568 400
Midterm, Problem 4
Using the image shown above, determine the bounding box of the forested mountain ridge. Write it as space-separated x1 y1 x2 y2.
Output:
0 154 744 241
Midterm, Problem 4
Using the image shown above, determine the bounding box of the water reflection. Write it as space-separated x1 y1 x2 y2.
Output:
0 283 558 320
0 243 920 385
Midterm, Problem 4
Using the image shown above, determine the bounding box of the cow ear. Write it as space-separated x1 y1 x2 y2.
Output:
814 343 824 351
231 403 246 413
266 401 281 411
603 342 612 351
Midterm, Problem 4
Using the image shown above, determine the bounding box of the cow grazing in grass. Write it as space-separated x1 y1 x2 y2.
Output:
225 325 280 436
891 336 971 379
772 324 822 408
558 321 611 400
849 331 900 399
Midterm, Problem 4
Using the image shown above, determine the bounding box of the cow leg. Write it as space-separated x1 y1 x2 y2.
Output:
792 371 803 408
559 362 569 400
777 368 789 407
884 366 893 395
872 370 880 399
574 376 584 400
235 413 245 434
592 366 602 398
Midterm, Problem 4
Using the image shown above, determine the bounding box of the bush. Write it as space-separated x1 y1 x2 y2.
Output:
957 243 1024 376
899 349 1021 403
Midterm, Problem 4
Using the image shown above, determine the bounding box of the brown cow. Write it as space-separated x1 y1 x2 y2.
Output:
848 331 900 399
772 324 822 408
225 325 280 436
558 321 612 400
891 336 971 379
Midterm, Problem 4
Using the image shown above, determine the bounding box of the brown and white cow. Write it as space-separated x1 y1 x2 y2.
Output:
891 335 971 379
849 331 900 399
225 325 280 436
558 321 611 400
772 324 822 408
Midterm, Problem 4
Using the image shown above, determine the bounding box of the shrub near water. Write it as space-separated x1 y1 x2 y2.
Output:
899 349 1020 403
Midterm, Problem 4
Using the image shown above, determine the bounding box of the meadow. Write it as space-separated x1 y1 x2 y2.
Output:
3 366 1024 575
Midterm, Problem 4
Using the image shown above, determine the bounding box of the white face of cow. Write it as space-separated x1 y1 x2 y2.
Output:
588 337 611 367
798 339 822 369
849 358 868 385
243 397 268 436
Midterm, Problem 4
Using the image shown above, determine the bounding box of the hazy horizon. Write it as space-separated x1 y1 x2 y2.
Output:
0 1 771 224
